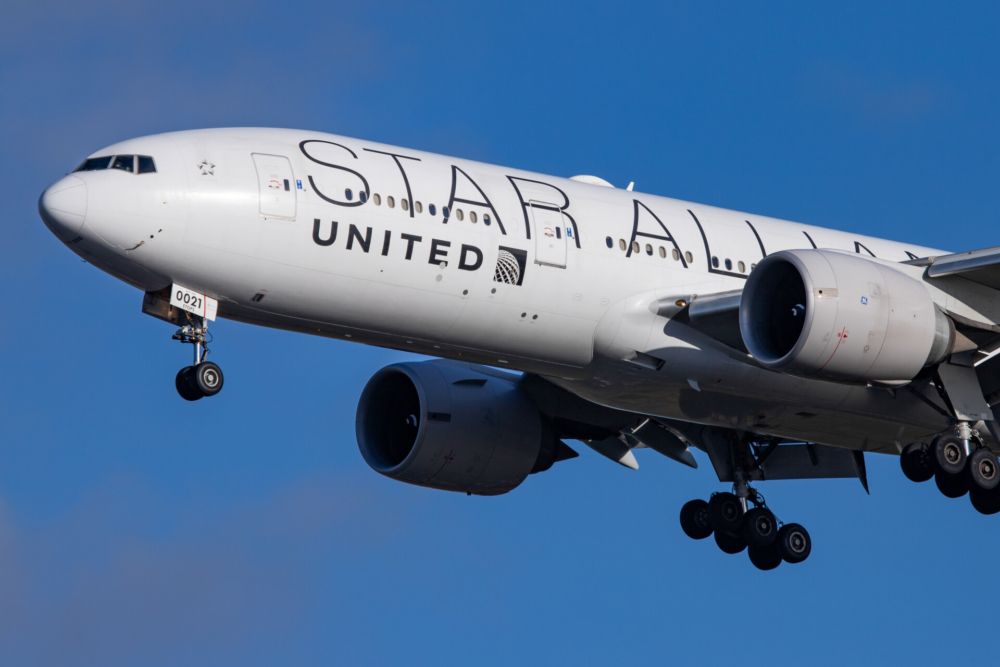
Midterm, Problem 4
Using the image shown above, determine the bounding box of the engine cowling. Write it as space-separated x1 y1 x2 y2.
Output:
355 360 563 495
739 249 953 382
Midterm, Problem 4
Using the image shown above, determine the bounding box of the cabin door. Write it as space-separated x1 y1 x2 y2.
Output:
530 201 568 268
252 153 297 220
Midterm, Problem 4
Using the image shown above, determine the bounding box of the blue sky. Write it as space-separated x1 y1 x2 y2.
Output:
3 1 1000 665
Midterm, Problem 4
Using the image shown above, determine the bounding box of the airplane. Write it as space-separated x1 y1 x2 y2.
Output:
38 128 1000 570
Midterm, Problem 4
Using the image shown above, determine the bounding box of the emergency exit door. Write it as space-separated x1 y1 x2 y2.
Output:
252 153 296 219
530 201 567 268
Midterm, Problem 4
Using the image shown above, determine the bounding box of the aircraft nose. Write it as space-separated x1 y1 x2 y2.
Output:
39 175 88 240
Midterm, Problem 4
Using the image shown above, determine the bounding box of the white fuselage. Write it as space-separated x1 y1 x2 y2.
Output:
39 128 954 453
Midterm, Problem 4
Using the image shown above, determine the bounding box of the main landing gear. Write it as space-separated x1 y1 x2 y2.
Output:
172 320 224 401
679 476 812 570
900 422 1000 514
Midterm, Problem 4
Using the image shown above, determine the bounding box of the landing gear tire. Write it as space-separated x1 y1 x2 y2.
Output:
172 319 222 400
967 448 1000 492
901 442 935 483
680 499 714 540
743 507 778 548
175 366 202 401
708 492 744 534
935 470 968 499
193 361 224 397
970 487 1000 515
776 523 811 564
714 530 747 555
933 435 967 477
747 544 782 571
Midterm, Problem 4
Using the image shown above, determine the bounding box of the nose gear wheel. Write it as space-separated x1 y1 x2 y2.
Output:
171 315 224 400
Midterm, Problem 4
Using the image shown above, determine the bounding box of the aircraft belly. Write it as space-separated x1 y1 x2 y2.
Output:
547 357 948 453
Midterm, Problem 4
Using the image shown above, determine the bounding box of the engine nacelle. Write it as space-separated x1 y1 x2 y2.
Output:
355 360 563 495
739 249 953 382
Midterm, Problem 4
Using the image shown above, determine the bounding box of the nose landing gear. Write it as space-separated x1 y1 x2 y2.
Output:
173 321 224 401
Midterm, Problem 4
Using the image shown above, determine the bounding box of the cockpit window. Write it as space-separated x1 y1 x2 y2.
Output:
112 155 135 173
75 156 113 171
73 154 157 174
137 155 156 173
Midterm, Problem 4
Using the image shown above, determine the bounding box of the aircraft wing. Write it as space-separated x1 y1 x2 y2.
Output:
908 245 1000 290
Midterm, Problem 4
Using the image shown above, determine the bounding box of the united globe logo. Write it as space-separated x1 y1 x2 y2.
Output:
493 246 527 286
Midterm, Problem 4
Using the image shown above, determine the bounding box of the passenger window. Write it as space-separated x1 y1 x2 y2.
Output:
137 156 156 174
711 256 719 268
470 211 478 223
345 188 354 201
725 258 732 270
373 193 382 206
359 191 368 203
401 198 409 211
606 236 613 248
415 201 423 213
112 155 135 173
631 241 640 254
455 208 464 221
387 195 395 208
429 204 437 216
75 156 113 171
483 212 491 225
645 243 653 256
658 247 666 258
442 206 450 218
684 251 693 264
672 248 680 261
619 239 626 251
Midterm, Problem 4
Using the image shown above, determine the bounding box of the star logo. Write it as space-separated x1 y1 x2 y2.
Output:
197 160 215 176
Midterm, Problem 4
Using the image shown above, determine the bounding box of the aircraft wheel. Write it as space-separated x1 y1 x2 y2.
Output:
967 449 1000 492
776 523 811 564
194 361 224 397
935 470 968 499
743 507 778 548
747 544 782 571
714 530 747 555
679 499 713 540
970 487 1000 515
933 435 967 477
708 492 744 534
175 366 202 401
900 442 934 483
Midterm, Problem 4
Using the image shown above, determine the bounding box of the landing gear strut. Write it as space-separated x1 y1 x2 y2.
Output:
679 462 812 570
173 319 224 401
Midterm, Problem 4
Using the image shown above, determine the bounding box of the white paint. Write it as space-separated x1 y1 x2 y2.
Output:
37 127 977 454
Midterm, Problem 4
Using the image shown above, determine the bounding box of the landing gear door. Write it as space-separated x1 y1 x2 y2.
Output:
251 153 296 220
530 201 567 268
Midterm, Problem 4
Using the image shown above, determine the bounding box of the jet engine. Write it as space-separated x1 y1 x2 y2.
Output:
739 249 953 382
355 360 570 495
